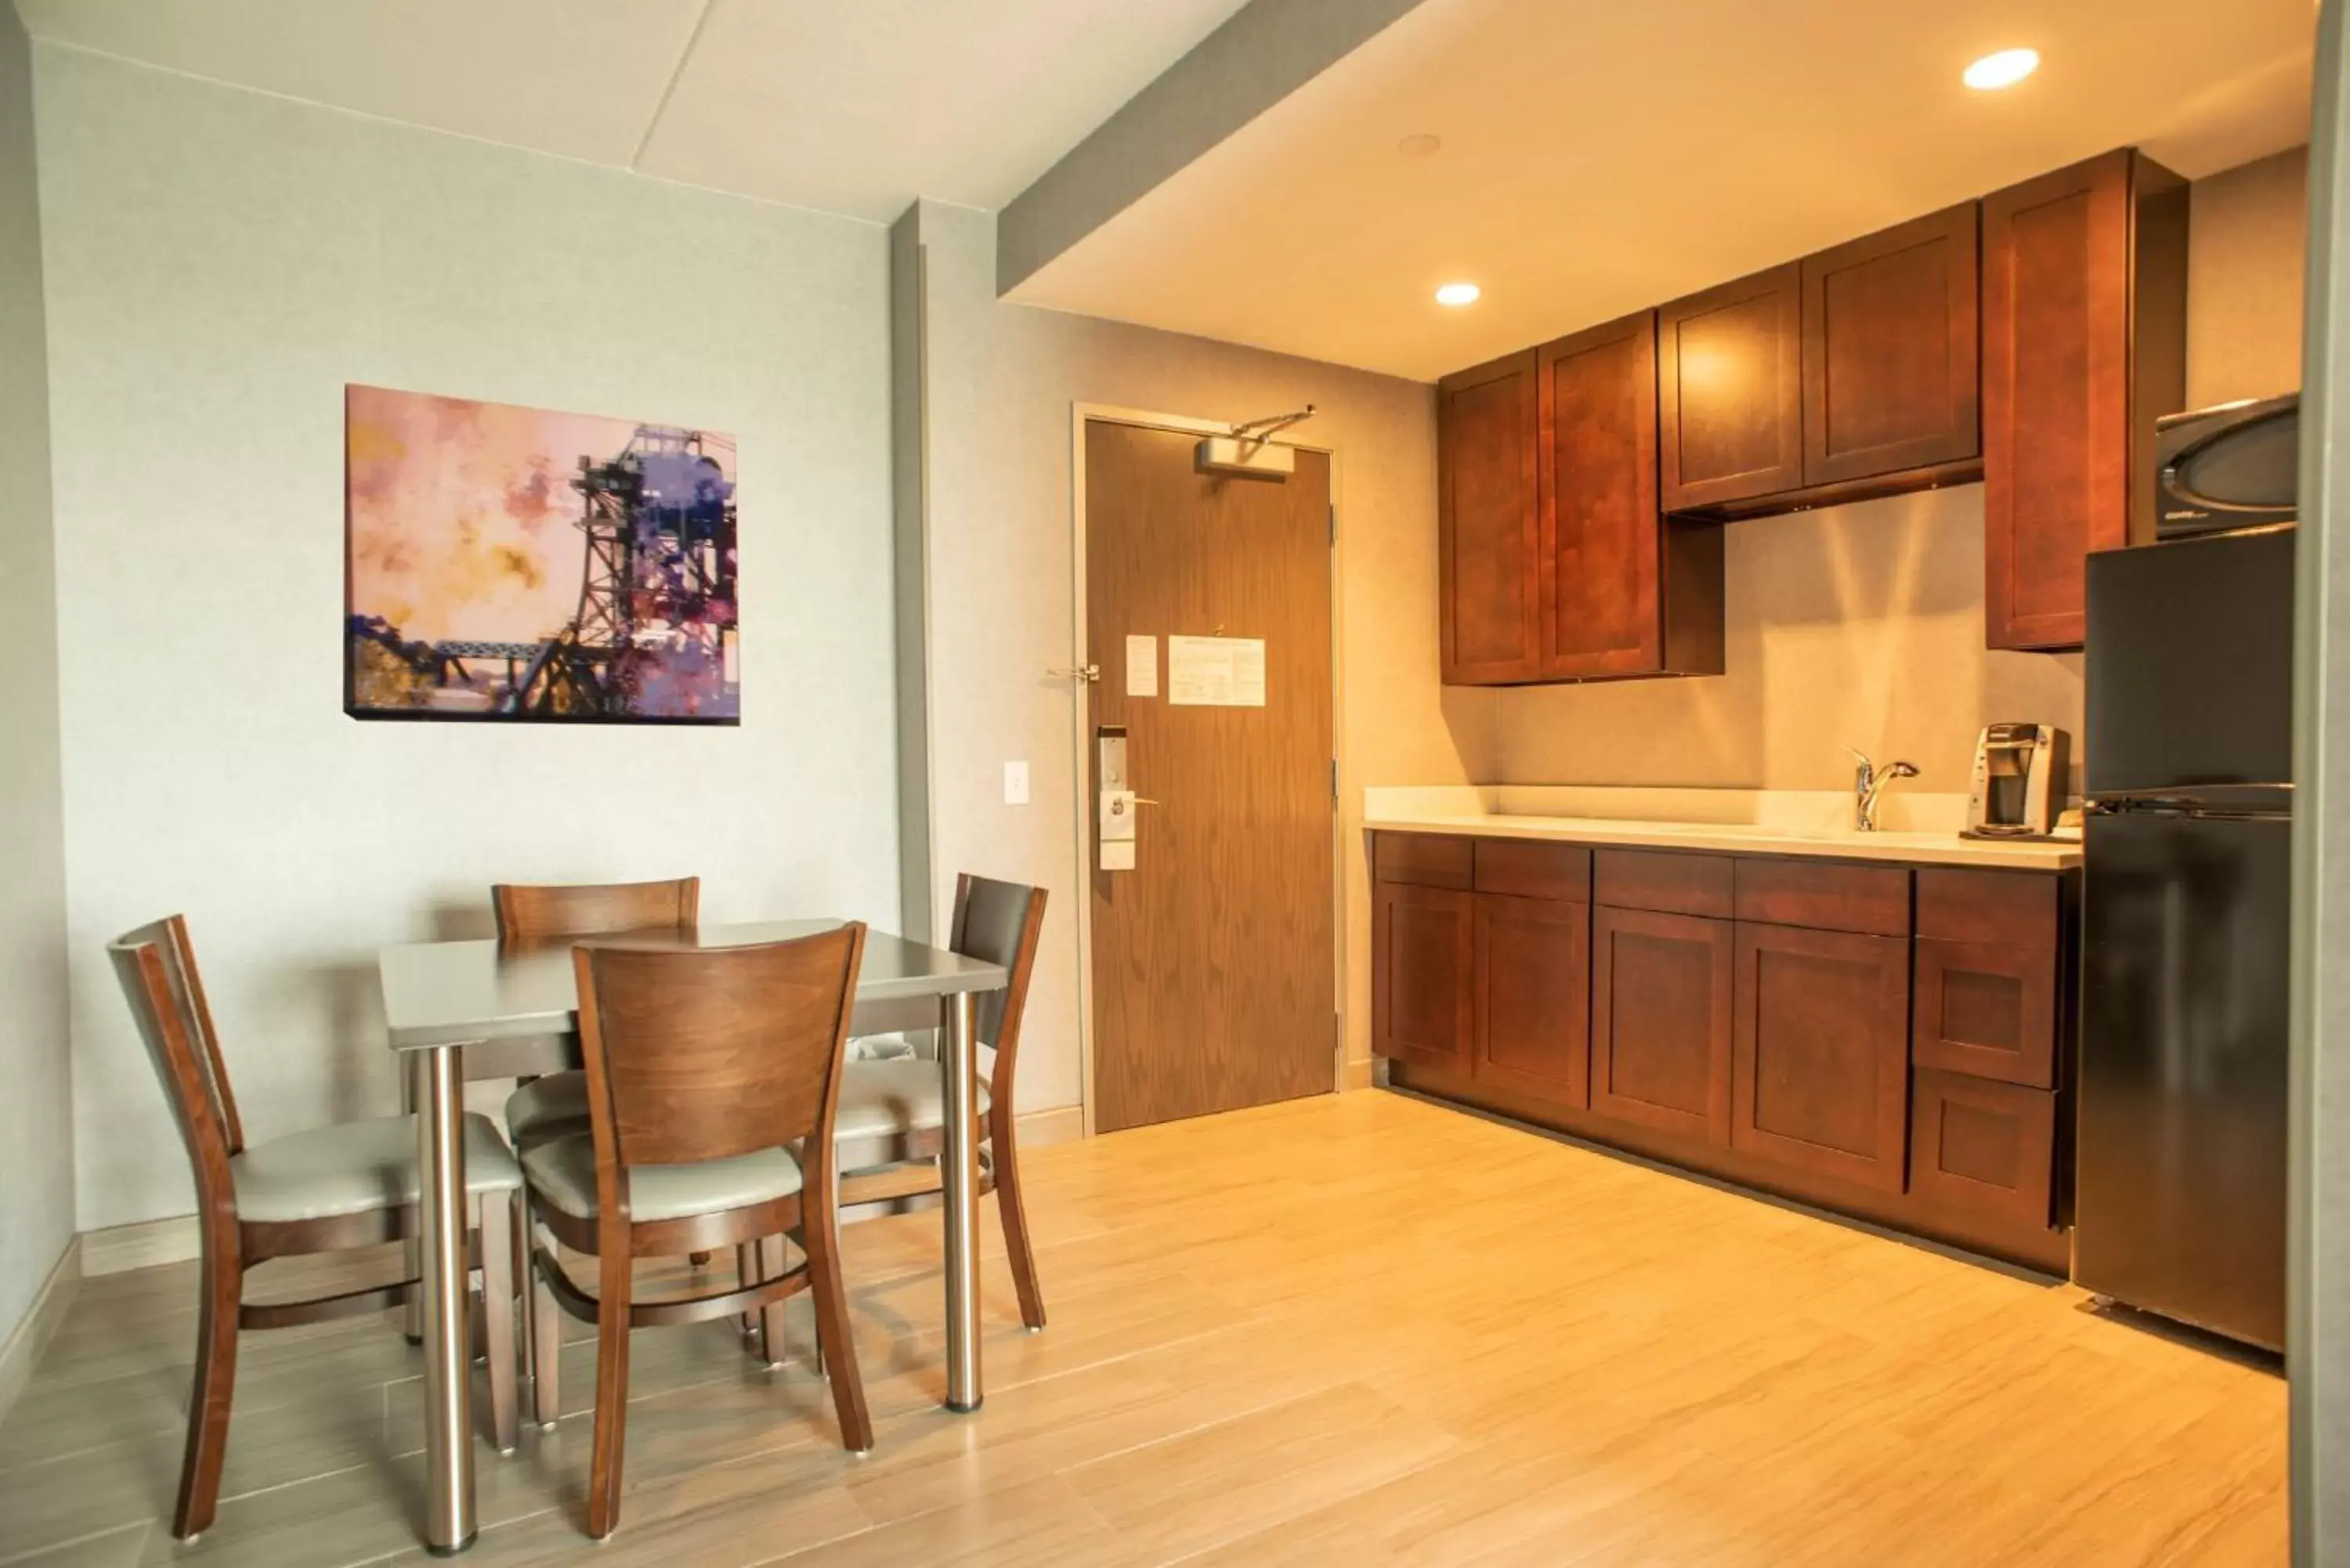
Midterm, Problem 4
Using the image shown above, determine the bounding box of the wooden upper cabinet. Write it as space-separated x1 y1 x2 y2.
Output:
1659 262 1803 511
1982 149 2187 650
1540 311 1723 681
1438 350 1542 683
1801 203 1980 486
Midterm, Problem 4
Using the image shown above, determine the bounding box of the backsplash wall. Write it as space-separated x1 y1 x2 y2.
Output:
1491 143 2309 795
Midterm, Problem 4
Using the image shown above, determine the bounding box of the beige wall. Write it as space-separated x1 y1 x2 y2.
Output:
1494 486 2084 793
1494 145 2313 795
2190 143 2308 408
909 198 1493 1100
0 2 74 1346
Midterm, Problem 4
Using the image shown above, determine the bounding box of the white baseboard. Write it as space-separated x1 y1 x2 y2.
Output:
1015 1104 1084 1148
1341 1057 1376 1091
79 1105 1090 1278
0 1238 81 1422
80 1214 202 1277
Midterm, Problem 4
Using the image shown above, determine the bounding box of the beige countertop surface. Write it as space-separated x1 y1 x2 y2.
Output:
1362 786 2081 872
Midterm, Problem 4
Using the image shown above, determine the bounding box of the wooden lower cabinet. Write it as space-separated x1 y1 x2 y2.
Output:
1372 880 1474 1071
1473 894 1589 1106
1590 905 1734 1143
1910 1068 2058 1229
1730 923 1912 1192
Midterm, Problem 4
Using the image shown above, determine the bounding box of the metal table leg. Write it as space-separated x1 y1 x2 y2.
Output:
414 1045 476 1554
939 991 982 1412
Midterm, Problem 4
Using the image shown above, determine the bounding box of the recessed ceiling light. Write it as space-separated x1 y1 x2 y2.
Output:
1398 133 1443 161
1435 282 1481 308
1963 48 2039 90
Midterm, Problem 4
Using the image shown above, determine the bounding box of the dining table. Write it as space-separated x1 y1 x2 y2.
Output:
378 918 1008 1555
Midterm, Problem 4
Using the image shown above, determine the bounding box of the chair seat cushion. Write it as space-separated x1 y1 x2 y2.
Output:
231 1112 522 1223
833 1057 992 1143
522 1135 804 1224
504 1071 589 1147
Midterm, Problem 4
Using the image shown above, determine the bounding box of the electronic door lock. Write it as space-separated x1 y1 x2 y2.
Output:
1097 725 1135 872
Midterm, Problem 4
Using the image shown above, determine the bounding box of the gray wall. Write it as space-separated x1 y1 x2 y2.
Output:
34 45 901 1230
0 2 72 1343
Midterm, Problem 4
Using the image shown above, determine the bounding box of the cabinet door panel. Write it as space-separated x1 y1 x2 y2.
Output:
1802 203 1979 486
1914 937 2056 1088
1910 1070 2056 1230
1439 351 1542 683
1539 311 1661 677
1590 906 1734 1142
1731 923 1911 1190
1374 882 1474 1069
1474 894 1590 1107
1660 263 1803 511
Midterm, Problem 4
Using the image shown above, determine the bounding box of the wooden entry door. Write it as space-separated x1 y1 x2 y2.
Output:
1085 420 1336 1133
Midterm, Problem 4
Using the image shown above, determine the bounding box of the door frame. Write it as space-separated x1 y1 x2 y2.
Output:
1068 403 1347 1136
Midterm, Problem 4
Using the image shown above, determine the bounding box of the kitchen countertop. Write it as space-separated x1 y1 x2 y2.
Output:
1363 786 2081 871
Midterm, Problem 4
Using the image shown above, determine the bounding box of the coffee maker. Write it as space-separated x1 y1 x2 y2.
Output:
1963 723 2071 839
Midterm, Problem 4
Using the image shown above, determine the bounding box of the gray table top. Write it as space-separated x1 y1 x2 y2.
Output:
379 919 1008 1050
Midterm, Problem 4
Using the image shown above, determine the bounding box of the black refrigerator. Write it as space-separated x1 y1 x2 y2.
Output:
2078 526 2294 1351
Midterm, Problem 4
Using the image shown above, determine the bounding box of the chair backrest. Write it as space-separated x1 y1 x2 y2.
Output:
108 916 243 1227
492 877 700 942
573 923 866 1180
949 875 1047 1102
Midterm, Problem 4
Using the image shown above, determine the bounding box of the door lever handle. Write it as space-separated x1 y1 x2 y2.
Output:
1133 797 1161 807
1047 663 1101 683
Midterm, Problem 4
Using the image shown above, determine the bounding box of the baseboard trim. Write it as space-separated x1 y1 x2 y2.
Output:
80 1105 1088 1277
80 1214 201 1277
1016 1104 1084 1148
0 1238 81 1422
1341 1057 1376 1091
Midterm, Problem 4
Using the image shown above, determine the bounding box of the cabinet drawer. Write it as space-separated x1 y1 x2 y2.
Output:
1734 858 1911 937
1914 935 2057 1087
1374 833 1473 890
1474 839 1591 901
1916 868 2057 946
1594 849 1733 918
1909 1070 2056 1230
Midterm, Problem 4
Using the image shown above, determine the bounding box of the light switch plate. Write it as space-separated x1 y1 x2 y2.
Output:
1003 760 1029 805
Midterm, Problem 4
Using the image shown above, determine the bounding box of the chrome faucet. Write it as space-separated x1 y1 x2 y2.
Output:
1842 746 1919 832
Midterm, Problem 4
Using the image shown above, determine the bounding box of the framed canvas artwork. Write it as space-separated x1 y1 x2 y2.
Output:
344 385 739 723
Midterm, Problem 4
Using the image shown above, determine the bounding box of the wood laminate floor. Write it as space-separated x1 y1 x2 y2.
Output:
0 1090 2286 1567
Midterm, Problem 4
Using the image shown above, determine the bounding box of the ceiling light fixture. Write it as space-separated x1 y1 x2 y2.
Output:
1963 48 2039 90
1435 282 1481 308
1398 133 1443 161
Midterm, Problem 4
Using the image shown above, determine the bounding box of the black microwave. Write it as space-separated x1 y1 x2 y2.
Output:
2154 392 2298 540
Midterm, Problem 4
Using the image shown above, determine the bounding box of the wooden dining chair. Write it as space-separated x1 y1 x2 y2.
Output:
109 916 526 1541
492 876 700 1150
836 875 1050 1330
521 924 873 1540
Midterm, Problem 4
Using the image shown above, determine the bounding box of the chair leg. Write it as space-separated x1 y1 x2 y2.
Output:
990 1115 1047 1331
530 1216 562 1429
512 1194 534 1410
756 1236 789 1368
478 1193 519 1454
172 1239 240 1540
803 1177 873 1454
585 1246 633 1540
736 1243 759 1337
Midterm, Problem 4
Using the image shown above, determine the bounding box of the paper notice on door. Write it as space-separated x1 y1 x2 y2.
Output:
1166 635 1267 707
1125 634 1158 698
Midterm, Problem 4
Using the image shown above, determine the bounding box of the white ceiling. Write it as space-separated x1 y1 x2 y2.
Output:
1006 0 2320 379
11 0 1254 221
